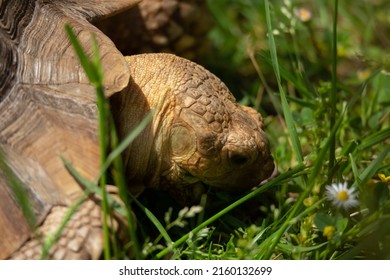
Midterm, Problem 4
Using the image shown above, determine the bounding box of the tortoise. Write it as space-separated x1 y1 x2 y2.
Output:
94 0 214 61
0 0 274 259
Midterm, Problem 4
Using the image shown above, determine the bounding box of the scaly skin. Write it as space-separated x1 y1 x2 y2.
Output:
9 200 103 260
111 53 274 204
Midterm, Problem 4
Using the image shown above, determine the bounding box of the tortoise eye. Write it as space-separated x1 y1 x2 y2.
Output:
229 152 250 167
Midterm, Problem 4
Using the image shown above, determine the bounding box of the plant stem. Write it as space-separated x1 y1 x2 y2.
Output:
329 0 339 179
109 115 141 259
96 84 111 260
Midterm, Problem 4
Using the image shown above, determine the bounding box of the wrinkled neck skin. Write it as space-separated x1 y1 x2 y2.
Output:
110 56 176 195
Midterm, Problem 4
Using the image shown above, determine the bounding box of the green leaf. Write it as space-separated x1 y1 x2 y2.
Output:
335 216 348 233
314 212 335 231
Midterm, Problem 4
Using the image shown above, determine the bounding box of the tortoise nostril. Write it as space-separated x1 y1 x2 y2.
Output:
229 153 250 167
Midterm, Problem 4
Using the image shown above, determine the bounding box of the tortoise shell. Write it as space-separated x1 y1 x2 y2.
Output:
0 0 138 259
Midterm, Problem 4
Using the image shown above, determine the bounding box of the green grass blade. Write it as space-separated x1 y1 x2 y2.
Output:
64 155 142 258
130 195 173 247
349 153 360 185
329 0 339 175
62 157 126 216
65 24 101 85
285 95 317 110
155 164 306 259
109 112 153 162
259 53 314 99
277 242 327 254
40 195 86 259
109 119 141 259
353 145 390 188
358 128 390 151
96 112 153 182
0 148 36 229
65 24 112 259
91 34 104 83
264 0 303 164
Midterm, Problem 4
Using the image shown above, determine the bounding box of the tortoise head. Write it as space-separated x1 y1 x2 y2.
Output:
113 54 274 204
160 56 275 201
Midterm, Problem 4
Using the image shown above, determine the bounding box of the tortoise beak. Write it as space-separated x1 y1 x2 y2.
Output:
203 153 275 192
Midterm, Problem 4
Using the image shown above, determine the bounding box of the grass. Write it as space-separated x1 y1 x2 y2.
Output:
138 0 389 260
199 0 390 259
1 0 389 260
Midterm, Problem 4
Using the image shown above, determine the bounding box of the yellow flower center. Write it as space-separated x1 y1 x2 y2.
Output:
296 8 311 22
379 173 390 183
337 191 348 201
323 226 336 240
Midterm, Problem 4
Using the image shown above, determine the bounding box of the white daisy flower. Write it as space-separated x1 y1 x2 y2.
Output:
325 182 359 210
295 8 312 22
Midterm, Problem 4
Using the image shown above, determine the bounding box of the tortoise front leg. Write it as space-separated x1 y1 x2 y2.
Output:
9 200 103 260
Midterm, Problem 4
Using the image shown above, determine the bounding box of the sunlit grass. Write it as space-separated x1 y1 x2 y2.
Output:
199 0 390 259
